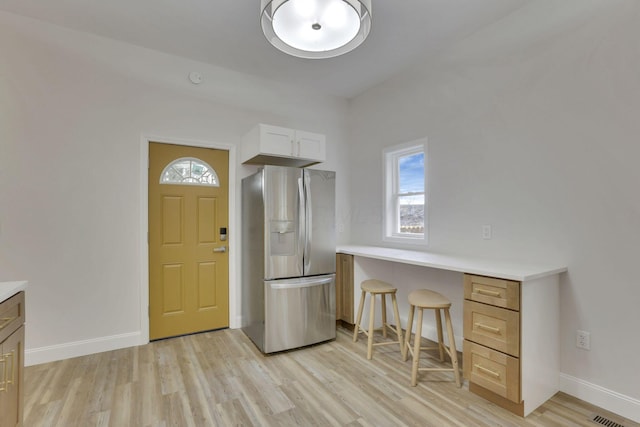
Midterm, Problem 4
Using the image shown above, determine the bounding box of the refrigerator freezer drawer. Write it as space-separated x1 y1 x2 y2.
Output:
264 274 336 353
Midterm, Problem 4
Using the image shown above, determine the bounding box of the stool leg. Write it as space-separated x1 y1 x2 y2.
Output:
411 307 423 386
391 293 405 359
381 294 388 338
353 290 366 342
435 308 444 362
444 308 461 388
403 305 415 362
367 293 376 360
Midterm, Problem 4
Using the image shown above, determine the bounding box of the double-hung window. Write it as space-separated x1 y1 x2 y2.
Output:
383 139 427 245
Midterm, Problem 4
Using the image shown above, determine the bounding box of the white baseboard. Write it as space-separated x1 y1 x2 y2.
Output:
25 323 245 367
25 331 143 366
560 373 640 423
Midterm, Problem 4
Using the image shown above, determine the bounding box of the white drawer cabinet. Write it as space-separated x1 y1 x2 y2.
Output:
242 124 325 167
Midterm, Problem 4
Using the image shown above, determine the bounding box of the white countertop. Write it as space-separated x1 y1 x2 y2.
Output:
0 281 28 302
337 245 567 282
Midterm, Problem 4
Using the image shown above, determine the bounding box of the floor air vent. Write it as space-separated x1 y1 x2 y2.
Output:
591 414 626 427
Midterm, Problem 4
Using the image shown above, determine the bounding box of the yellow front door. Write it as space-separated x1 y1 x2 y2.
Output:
148 142 229 340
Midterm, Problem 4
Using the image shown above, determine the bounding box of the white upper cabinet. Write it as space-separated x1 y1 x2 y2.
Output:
295 130 325 160
241 124 326 167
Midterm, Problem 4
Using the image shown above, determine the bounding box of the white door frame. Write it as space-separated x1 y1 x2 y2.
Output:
139 135 238 345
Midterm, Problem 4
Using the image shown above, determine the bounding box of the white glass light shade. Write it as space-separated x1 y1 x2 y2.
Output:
261 0 372 59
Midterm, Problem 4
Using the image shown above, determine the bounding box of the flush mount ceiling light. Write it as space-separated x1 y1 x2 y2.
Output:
261 0 372 59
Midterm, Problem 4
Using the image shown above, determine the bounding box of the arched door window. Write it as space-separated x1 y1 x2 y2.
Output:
160 157 220 186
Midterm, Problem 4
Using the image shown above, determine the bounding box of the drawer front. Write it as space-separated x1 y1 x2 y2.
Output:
464 300 519 357
464 340 520 403
464 274 520 310
0 292 25 344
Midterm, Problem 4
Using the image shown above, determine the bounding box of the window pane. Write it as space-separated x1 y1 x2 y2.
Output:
399 194 424 234
398 152 424 193
163 168 183 182
160 157 219 186
384 140 427 243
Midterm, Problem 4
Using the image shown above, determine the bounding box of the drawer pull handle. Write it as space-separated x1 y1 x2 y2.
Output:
3 351 14 385
475 364 501 378
475 322 501 334
0 317 15 331
476 288 501 297
0 357 5 392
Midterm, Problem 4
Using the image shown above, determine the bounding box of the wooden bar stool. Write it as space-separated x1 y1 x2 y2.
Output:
403 289 461 387
353 279 405 360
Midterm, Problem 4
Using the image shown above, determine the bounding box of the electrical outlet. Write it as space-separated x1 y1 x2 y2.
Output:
576 330 591 350
482 224 492 240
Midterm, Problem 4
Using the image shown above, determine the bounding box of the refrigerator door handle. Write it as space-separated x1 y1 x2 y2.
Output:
298 176 306 271
303 171 312 273
269 276 333 289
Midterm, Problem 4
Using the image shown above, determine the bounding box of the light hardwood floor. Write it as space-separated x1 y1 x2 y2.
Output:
24 327 638 427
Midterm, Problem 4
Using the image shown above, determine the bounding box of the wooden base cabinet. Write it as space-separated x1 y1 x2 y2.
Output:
0 292 25 427
463 274 559 417
336 253 354 324
464 274 522 414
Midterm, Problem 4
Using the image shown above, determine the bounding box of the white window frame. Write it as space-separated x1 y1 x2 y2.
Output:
383 138 428 246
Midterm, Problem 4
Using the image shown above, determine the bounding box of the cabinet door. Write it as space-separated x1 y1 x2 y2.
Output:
0 340 4 424
261 125 295 157
296 130 326 161
0 325 24 427
336 253 354 323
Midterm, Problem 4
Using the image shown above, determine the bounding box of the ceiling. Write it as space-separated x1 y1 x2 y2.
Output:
0 0 532 98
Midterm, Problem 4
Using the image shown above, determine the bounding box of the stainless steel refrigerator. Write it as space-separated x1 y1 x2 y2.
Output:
241 166 336 353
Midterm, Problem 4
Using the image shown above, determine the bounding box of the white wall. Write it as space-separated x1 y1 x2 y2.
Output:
0 12 351 364
348 0 640 421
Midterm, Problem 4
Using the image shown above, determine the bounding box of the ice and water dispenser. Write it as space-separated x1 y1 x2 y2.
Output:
269 220 297 256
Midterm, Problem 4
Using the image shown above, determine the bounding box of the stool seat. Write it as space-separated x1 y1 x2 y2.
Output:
404 288 461 387
353 280 405 360
408 289 451 309
361 279 398 294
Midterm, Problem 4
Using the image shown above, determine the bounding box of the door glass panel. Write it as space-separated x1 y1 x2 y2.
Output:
160 157 220 186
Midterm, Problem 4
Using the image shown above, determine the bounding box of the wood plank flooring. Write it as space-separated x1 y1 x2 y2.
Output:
24 327 638 426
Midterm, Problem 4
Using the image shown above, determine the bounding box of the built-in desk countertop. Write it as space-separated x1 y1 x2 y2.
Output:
337 245 567 282
0 281 28 303
336 245 567 417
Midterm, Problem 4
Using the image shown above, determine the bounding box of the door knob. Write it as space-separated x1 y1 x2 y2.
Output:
213 246 227 253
